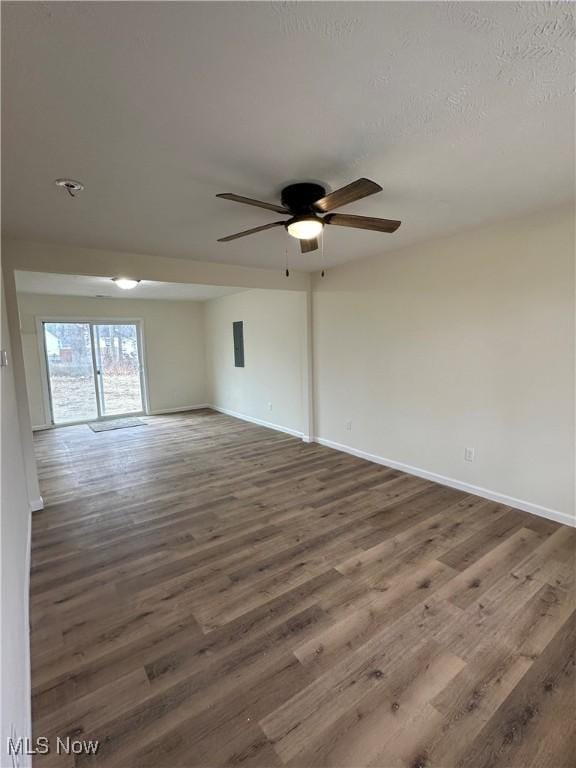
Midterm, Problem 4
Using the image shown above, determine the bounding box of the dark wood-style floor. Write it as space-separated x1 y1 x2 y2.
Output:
31 410 575 768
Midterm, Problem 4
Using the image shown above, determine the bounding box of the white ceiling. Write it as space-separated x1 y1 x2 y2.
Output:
15 271 243 302
2 2 574 272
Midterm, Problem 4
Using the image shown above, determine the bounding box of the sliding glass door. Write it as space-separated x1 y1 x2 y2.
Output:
43 321 145 425
93 324 144 416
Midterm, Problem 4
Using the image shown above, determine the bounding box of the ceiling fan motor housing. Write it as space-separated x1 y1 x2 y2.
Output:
281 182 326 213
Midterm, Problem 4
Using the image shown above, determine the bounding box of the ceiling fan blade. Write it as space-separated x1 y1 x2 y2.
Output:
216 193 288 214
217 221 286 242
324 213 401 233
313 178 382 213
300 238 319 253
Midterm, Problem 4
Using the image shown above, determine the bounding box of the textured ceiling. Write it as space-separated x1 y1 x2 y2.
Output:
2 1 574 271
15 271 243 301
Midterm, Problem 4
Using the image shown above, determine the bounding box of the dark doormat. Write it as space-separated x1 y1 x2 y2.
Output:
89 418 146 432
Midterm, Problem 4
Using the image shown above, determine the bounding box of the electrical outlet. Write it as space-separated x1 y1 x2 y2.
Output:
267 402 273 412
345 420 352 431
464 447 475 462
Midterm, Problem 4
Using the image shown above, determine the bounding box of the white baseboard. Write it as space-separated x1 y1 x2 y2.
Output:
209 405 305 440
32 424 51 432
30 496 44 512
147 404 210 415
315 437 575 529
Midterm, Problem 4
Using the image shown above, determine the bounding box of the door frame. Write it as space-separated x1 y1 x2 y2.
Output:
37 316 151 427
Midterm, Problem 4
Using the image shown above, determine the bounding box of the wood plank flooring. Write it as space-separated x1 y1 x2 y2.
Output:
30 410 576 768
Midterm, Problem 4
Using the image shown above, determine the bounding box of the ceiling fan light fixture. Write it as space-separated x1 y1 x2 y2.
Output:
286 216 323 240
113 277 140 290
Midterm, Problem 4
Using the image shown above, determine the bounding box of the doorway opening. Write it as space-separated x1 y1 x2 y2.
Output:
41 321 146 425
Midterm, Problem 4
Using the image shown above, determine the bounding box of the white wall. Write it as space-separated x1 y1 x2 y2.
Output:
3 240 310 292
2 269 42 510
16 293 207 426
313 207 575 523
1 280 33 768
205 290 307 437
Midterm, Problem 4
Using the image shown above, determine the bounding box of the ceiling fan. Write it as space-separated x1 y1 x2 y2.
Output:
216 178 401 253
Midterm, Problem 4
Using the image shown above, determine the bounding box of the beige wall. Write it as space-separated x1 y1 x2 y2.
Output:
17 293 207 426
6 206 575 522
205 290 307 436
313 207 575 522
3 240 310 292
2 268 41 508
1 279 33 768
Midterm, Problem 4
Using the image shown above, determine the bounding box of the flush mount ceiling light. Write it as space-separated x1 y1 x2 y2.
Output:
55 178 84 197
113 278 140 290
286 216 324 240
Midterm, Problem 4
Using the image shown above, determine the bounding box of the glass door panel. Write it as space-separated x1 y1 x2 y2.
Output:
43 322 98 424
94 324 143 416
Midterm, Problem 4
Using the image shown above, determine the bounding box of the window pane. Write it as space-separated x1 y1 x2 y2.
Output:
44 323 98 424
95 324 143 416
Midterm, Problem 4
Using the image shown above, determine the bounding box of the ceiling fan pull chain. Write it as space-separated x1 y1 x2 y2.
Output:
321 229 326 278
284 247 289 278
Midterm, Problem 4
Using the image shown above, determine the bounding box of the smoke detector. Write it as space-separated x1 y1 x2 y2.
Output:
55 178 84 197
